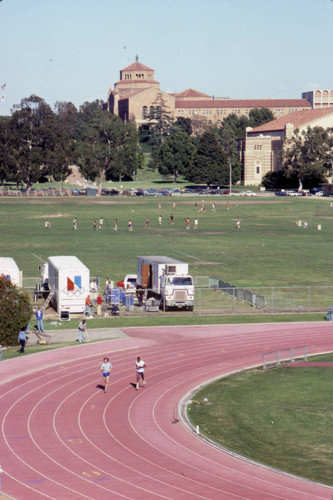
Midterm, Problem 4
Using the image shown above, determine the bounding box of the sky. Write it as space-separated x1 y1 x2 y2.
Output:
1 0 333 115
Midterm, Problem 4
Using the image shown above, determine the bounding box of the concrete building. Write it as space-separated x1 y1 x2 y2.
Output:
302 90 333 109
243 108 333 186
107 59 312 125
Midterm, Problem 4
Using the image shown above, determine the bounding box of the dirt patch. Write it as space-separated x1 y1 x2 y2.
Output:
34 213 71 218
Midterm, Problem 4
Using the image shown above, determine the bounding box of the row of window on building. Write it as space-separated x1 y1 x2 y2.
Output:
142 106 162 119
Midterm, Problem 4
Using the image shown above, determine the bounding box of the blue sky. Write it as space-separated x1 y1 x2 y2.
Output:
1 0 333 115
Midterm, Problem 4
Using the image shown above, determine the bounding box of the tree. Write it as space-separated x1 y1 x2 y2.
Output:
0 116 16 185
248 107 274 128
0 276 32 346
171 117 193 136
281 126 333 190
54 101 79 169
156 131 194 181
222 108 274 140
139 92 174 169
215 123 242 183
187 131 229 185
9 95 69 187
76 101 138 193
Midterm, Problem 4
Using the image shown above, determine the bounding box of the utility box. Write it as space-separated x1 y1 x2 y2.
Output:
0 257 22 287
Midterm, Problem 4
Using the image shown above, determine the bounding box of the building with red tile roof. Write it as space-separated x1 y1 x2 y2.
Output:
106 59 313 125
243 108 333 185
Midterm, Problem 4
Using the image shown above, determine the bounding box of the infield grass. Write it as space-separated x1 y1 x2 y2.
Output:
188 353 333 486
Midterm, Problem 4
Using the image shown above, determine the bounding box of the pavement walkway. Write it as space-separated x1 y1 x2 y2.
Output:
27 327 128 344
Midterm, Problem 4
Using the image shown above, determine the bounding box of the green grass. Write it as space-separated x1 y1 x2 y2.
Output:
1 194 333 321
1 195 332 287
188 353 333 486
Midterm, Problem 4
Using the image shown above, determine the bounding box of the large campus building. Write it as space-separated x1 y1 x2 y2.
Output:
242 107 333 185
106 59 333 186
106 59 312 126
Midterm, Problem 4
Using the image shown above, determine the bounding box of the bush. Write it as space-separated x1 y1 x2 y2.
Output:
0 276 32 346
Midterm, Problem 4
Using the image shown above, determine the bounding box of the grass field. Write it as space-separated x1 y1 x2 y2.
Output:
1 194 333 287
188 353 333 486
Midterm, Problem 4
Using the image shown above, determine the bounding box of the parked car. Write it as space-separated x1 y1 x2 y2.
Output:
241 191 257 196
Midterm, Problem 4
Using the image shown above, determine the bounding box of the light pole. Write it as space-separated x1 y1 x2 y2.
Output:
229 160 232 195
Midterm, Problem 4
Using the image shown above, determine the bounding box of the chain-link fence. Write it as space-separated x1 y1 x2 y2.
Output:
22 275 333 317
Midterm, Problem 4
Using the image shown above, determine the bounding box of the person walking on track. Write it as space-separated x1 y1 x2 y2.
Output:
136 356 146 390
100 357 112 393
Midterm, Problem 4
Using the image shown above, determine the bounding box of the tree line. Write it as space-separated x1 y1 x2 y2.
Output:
1 93 332 190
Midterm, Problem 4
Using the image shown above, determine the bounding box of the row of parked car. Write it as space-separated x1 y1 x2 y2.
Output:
274 188 323 197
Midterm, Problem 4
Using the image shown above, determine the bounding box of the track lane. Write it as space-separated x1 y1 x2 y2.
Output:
0 322 332 499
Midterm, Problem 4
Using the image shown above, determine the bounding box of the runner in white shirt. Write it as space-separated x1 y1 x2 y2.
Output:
100 357 112 393
136 356 146 390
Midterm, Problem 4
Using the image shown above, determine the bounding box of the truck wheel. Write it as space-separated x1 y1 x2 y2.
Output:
188 306 194 311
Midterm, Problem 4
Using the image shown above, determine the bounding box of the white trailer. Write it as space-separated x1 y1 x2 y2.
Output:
47 256 90 313
0 257 22 287
137 256 195 310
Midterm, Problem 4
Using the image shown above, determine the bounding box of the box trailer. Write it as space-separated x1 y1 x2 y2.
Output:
47 256 90 313
137 256 195 310
0 257 22 287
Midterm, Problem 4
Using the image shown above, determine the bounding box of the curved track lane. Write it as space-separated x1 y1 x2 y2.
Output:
0 322 332 499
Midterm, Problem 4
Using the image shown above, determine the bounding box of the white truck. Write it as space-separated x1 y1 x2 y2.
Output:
43 256 90 313
137 256 195 310
0 257 22 287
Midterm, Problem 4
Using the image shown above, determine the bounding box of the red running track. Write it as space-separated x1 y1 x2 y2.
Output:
0 322 332 499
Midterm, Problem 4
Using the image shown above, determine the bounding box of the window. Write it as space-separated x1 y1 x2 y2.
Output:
142 106 148 119
149 106 155 119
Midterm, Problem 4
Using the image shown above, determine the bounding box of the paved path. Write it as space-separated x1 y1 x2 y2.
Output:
0 322 332 499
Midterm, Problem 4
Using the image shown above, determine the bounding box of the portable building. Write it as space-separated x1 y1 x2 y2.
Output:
47 256 90 313
0 257 22 287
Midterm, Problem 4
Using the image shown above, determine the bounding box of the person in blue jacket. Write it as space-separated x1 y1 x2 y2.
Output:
18 327 27 353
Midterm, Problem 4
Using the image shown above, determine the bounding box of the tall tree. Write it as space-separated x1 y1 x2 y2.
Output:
157 131 194 181
9 95 68 186
76 101 138 193
215 123 242 183
54 101 79 168
281 126 333 190
187 131 229 185
0 116 15 185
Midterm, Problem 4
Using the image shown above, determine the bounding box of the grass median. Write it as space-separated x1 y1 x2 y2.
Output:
188 353 333 486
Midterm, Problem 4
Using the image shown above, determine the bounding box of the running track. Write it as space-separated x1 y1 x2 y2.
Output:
0 322 332 500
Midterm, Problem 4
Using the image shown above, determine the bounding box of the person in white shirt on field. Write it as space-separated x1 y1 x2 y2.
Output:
135 356 146 390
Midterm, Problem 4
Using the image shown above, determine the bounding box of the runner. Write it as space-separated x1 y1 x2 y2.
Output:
99 217 104 229
128 220 133 231
100 357 112 393
136 356 146 390
114 219 118 231
145 216 150 229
